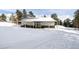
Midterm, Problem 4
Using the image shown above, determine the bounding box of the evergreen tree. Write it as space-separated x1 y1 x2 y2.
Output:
16 10 23 24
29 11 35 17
44 15 46 17
23 9 27 18
73 9 79 28
59 20 62 25
63 18 71 27
51 13 59 25
16 10 23 20
0 14 6 21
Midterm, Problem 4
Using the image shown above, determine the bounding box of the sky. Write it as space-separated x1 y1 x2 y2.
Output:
0 9 77 21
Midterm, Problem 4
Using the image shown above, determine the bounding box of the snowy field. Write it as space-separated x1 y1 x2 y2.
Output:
0 24 79 49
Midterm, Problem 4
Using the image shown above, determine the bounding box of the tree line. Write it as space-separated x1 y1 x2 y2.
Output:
0 9 35 22
0 9 79 28
51 9 79 28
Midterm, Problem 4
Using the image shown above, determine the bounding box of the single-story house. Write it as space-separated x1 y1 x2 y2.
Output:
21 17 57 28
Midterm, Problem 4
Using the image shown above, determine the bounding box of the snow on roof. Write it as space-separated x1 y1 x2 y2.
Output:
21 17 56 22
0 22 16 27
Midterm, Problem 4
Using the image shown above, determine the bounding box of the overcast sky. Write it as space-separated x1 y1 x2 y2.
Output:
0 9 77 20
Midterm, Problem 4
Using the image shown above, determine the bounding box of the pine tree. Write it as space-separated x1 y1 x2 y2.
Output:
44 15 46 17
51 13 59 25
29 11 35 17
59 20 62 25
16 10 23 24
16 10 23 20
0 14 6 21
63 18 71 27
73 9 79 28
23 9 27 18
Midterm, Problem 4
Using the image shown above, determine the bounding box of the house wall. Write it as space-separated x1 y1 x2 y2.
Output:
40 21 55 26
21 21 34 26
21 21 55 28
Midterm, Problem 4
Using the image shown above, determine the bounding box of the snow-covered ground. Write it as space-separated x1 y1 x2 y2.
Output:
55 25 79 35
0 22 17 27
0 23 79 49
